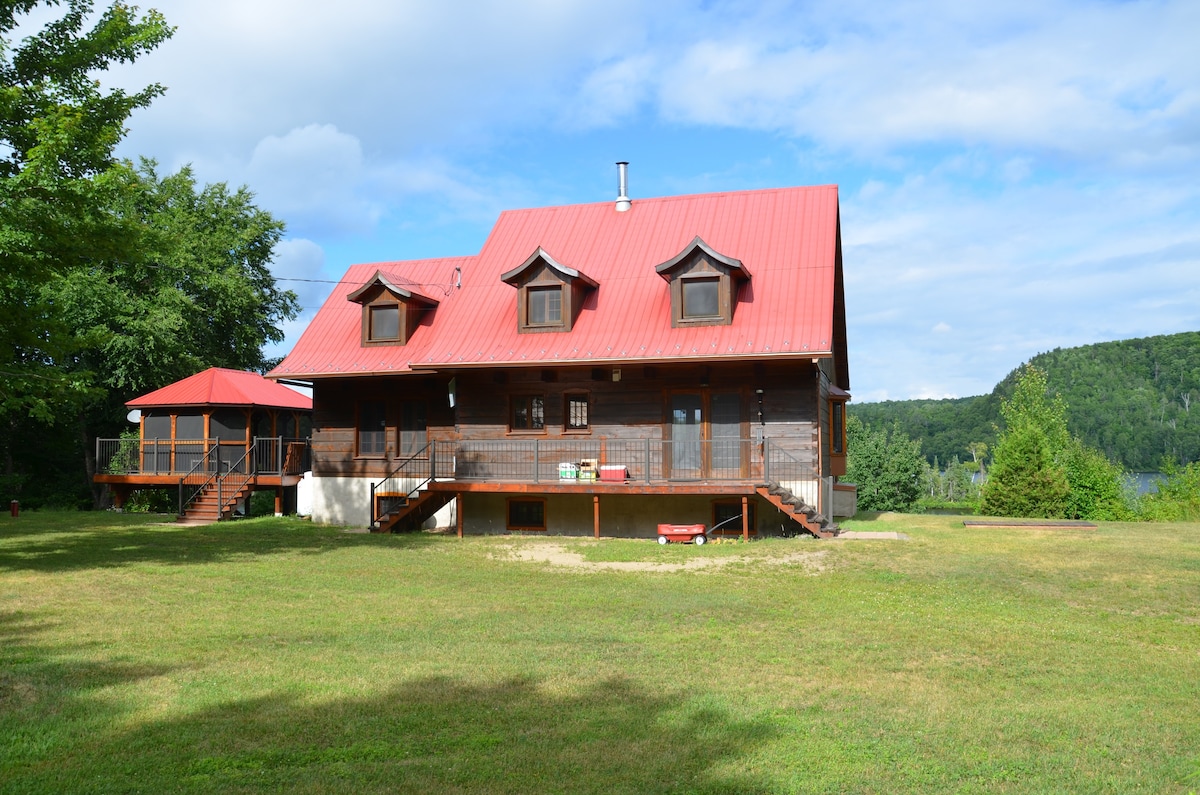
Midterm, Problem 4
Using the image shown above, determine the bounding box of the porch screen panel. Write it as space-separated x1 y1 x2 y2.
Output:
211 410 246 440
143 413 171 473
670 394 702 479
711 393 742 477
175 414 205 472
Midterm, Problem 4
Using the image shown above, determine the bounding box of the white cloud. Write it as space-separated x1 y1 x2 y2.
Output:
246 124 380 236
933 322 952 334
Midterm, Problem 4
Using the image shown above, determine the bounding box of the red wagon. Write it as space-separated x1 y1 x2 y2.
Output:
657 523 708 545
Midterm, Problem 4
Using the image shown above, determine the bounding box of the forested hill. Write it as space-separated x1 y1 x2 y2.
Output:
849 331 1200 470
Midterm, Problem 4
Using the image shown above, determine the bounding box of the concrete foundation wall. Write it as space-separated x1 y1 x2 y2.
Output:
312 476 373 527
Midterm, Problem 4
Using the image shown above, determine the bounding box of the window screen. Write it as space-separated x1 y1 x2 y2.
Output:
682 278 720 318
528 287 562 325
369 304 400 340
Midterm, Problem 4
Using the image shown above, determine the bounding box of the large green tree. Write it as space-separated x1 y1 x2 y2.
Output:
0 0 173 421
0 4 299 508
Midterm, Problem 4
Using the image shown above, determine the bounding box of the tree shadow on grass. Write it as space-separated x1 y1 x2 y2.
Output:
7 666 777 794
0 514 440 573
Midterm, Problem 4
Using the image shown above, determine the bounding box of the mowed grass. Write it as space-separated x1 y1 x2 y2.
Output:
1 511 1198 793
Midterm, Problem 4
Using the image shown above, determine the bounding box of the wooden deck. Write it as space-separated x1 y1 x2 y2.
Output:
94 472 304 488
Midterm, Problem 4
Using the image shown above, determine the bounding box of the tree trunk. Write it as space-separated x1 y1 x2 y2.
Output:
81 420 108 509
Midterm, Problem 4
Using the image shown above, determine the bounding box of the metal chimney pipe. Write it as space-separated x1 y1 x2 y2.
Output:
615 161 631 212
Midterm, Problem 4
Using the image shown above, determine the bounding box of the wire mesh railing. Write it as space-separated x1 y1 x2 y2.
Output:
97 438 216 475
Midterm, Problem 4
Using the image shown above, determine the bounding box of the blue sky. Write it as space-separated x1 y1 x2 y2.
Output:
101 0 1199 401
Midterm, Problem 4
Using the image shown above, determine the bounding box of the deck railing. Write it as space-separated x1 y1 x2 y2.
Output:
421 438 815 484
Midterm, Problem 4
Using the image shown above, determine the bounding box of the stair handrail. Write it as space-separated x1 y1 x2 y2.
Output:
370 442 433 527
177 441 221 516
217 444 257 517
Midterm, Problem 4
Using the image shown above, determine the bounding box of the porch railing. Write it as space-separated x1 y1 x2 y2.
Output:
97 436 310 477
253 436 312 476
98 438 217 475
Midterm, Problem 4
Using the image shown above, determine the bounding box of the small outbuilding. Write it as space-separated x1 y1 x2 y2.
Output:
94 368 312 522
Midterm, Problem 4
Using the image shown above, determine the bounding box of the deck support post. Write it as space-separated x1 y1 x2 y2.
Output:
593 495 600 539
274 488 282 517
742 495 749 542
456 493 464 539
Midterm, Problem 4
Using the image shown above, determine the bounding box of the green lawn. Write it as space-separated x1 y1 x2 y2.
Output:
2 511 1198 793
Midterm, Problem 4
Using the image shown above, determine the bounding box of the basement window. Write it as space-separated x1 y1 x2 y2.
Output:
712 500 756 536
507 498 546 532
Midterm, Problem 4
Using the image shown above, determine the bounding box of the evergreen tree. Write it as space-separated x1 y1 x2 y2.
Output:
981 422 1070 518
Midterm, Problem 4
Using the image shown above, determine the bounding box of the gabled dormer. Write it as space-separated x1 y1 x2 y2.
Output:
655 236 751 327
346 270 439 346
502 247 598 334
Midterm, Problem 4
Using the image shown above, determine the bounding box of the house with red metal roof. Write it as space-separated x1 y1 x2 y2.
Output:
270 167 853 538
94 367 312 522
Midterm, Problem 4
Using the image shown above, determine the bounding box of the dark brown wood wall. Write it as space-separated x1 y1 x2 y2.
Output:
311 360 823 478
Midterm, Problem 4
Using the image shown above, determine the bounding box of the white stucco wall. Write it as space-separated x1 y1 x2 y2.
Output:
311 475 458 530
312 476 374 528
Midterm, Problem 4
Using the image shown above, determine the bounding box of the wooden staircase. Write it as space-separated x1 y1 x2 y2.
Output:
374 488 454 533
756 481 838 538
178 475 252 525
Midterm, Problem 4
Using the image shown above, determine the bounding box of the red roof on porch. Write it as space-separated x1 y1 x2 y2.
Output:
127 368 312 410
270 184 845 382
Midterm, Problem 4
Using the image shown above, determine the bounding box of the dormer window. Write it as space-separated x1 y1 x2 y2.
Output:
346 270 439 347
368 304 400 341
503 247 598 334
682 277 720 319
656 236 751 328
528 285 563 326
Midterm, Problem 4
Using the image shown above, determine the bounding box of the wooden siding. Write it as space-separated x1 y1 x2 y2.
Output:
310 360 822 479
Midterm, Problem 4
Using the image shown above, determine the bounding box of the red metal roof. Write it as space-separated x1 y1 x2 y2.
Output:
271 185 845 381
127 368 312 410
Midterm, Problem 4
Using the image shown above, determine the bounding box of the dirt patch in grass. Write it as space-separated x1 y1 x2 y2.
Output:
491 542 829 574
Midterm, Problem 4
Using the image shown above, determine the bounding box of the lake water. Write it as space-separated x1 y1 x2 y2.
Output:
1127 472 1165 495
